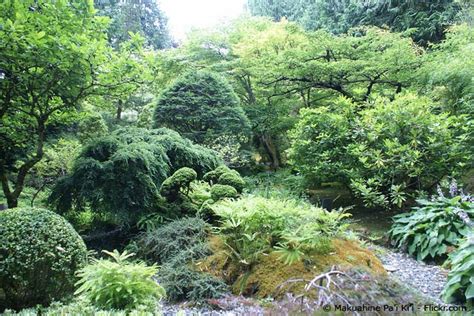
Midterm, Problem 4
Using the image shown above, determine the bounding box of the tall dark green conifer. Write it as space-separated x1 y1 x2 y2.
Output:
95 0 172 49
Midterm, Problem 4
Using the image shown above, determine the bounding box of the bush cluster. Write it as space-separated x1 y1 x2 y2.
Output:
210 184 239 201
203 166 246 199
289 94 471 208
0 207 87 310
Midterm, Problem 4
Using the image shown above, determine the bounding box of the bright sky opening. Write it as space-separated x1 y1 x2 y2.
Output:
161 0 247 41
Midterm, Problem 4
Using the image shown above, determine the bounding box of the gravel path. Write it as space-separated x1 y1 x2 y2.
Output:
375 247 449 304
161 306 264 316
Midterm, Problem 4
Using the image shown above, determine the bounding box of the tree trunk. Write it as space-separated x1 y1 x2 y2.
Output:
0 120 46 208
6 195 17 208
116 99 123 120
260 134 280 169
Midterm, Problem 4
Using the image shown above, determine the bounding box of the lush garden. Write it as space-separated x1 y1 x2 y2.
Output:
1 0 474 314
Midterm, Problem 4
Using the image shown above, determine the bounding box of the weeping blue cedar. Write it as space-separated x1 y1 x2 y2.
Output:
48 127 222 221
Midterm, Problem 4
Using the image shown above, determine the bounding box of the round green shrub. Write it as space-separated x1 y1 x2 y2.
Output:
218 171 246 193
210 184 239 201
203 165 231 184
0 207 87 310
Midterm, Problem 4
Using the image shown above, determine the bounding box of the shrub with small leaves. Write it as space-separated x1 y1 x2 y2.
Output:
442 235 474 305
0 207 87 310
218 171 245 193
75 250 165 312
159 253 229 303
210 184 238 201
49 127 221 222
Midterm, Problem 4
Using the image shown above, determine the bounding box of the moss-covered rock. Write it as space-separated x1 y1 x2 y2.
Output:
197 237 386 298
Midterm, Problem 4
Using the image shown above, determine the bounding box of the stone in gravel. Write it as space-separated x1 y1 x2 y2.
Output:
383 264 399 272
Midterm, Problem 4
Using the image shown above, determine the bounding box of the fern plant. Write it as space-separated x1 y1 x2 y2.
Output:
75 250 165 312
389 183 474 261
213 196 351 267
441 235 474 306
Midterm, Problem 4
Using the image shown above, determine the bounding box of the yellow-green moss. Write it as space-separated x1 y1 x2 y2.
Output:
196 237 386 299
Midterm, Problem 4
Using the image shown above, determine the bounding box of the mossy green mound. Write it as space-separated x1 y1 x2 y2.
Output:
197 237 386 298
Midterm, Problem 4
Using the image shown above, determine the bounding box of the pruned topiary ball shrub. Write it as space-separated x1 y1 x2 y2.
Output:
203 165 231 184
218 171 246 193
0 207 87 311
210 184 238 201
160 167 198 201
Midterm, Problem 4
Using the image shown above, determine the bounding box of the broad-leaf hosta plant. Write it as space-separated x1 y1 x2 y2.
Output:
442 235 474 306
389 182 474 261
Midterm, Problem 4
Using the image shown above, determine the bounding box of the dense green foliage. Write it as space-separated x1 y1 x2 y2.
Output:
390 184 474 261
132 217 228 302
75 250 165 312
212 196 350 267
49 128 221 220
217 171 246 194
203 166 232 184
1 0 474 311
420 25 474 116
0 0 152 208
289 94 470 208
154 71 251 144
133 217 210 264
0 208 87 310
442 235 474 305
